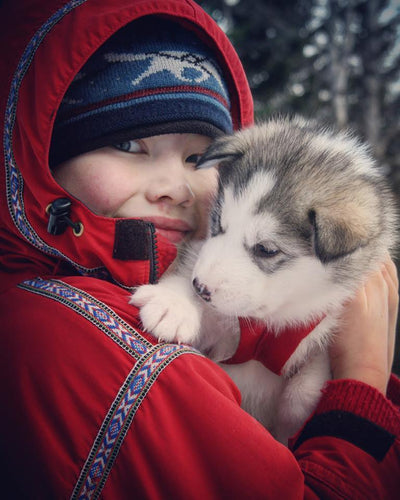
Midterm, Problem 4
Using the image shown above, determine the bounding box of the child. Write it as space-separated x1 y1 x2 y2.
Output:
0 0 399 498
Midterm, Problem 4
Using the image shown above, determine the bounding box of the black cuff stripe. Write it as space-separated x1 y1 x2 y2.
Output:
293 410 395 462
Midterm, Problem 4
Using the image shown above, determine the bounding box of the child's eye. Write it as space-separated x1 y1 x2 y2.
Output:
186 154 201 164
113 140 142 153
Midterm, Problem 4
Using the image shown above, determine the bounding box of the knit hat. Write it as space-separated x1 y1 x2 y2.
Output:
49 17 233 166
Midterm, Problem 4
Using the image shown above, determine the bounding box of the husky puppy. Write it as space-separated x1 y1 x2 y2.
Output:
131 116 397 443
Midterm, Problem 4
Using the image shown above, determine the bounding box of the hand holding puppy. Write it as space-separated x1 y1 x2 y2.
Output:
331 256 399 394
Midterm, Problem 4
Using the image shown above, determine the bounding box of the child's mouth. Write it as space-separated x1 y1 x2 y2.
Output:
142 216 194 244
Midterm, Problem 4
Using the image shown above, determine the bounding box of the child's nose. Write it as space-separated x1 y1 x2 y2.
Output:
146 170 195 207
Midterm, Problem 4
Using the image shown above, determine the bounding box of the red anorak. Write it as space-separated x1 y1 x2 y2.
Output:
1 1 400 498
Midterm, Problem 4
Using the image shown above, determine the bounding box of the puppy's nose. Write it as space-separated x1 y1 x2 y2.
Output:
192 277 211 302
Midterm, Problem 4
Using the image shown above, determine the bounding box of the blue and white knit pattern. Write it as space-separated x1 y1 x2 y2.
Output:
63 49 229 111
49 17 233 165
108 50 226 88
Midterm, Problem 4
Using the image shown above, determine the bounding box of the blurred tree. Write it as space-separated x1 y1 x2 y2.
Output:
199 0 315 115
355 0 400 182
200 0 400 183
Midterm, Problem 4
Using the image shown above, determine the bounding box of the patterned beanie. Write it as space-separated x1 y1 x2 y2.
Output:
49 17 233 166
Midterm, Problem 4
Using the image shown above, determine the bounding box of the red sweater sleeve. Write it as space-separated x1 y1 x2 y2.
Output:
291 377 400 498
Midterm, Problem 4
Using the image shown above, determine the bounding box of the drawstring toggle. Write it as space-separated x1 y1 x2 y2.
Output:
46 198 83 236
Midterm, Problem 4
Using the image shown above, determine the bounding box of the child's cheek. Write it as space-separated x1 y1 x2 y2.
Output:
77 174 126 216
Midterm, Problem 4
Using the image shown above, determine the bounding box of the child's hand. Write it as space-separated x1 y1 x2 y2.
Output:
330 256 399 394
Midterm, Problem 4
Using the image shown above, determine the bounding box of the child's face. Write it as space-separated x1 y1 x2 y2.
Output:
52 133 217 244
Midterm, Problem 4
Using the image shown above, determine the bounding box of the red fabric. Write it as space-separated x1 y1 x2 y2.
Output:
0 276 305 499
0 0 253 292
291 378 400 498
1 1 400 498
227 317 323 374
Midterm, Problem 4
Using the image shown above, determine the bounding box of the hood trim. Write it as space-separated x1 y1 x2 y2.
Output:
5 0 93 274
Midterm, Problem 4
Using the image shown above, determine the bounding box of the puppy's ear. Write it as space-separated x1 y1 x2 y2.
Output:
308 192 379 263
196 135 243 169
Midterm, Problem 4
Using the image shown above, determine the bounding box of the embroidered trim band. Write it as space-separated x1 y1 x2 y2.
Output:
19 278 201 499
3 0 96 275
19 278 151 359
71 344 191 499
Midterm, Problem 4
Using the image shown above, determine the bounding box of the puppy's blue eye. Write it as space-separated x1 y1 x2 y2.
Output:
253 244 280 258
113 140 142 153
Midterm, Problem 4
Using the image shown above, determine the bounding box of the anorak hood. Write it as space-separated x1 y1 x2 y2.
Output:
0 0 253 291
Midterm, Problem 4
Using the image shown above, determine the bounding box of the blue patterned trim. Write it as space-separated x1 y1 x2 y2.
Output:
72 344 194 499
19 278 153 358
3 0 95 274
18 278 201 498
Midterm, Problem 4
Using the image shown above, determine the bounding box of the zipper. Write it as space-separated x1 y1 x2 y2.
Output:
147 223 160 284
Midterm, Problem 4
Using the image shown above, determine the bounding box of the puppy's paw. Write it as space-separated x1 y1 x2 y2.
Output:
130 284 201 345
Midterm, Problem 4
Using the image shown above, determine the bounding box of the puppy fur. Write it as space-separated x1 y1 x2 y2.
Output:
131 116 398 443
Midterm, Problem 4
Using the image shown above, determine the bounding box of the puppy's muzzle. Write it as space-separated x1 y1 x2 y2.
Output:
192 278 211 302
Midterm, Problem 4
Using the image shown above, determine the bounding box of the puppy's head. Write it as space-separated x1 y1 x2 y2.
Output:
198 117 393 263
193 117 396 324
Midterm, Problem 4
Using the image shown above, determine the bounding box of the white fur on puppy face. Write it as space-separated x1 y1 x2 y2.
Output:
192 171 348 327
